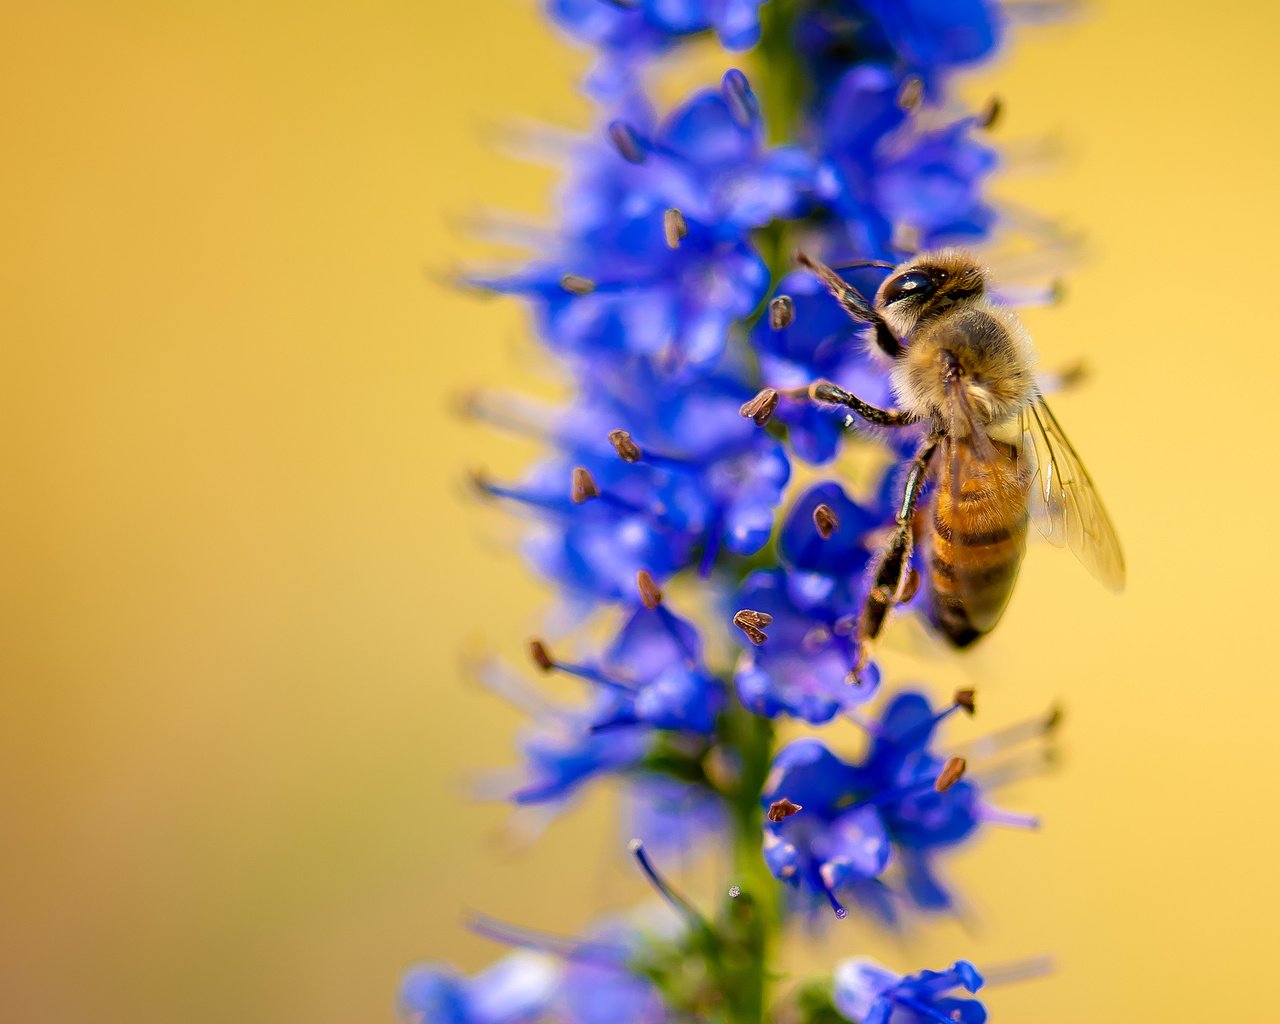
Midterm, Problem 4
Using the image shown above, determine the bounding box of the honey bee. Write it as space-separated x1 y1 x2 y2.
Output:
742 249 1124 656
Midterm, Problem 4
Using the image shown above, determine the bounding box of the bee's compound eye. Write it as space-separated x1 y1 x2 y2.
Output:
883 270 935 305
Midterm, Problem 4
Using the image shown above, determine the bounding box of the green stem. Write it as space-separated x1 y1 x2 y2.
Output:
720 698 778 1022
755 0 807 147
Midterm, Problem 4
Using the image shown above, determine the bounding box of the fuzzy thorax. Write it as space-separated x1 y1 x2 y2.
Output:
889 301 1035 432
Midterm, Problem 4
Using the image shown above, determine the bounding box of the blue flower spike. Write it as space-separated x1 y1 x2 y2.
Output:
417 0 1082 1015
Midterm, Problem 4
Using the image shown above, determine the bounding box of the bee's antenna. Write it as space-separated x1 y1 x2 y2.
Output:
834 259 896 271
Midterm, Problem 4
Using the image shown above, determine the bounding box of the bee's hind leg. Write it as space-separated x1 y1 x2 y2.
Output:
850 430 943 681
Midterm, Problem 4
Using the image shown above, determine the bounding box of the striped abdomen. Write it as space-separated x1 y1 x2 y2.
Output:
924 440 1028 647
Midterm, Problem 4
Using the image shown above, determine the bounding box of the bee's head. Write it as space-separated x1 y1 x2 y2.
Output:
876 249 987 342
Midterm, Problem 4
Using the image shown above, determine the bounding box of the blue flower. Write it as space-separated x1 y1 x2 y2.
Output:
549 0 768 56
760 738 891 919
749 268 897 465
857 691 984 909
401 926 671 1024
482 72 816 375
817 64 997 254
399 952 559 1024
733 567 880 724
512 597 724 808
559 925 669 1024
732 482 888 723
858 0 1001 76
514 693 651 806
627 775 729 858
759 689 1034 917
481 367 790 603
795 1 1001 99
833 957 986 1024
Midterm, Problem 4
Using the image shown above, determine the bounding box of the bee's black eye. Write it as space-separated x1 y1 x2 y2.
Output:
883 271 935 305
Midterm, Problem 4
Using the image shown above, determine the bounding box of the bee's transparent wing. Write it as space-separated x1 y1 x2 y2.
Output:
1018 393 1125 591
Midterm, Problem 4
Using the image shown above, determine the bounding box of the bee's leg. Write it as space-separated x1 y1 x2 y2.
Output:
795 250 905 359
739 381 915 428
853 431 943 678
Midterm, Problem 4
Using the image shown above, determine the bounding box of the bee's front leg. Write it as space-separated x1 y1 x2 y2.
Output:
739 381 915 429
851 429 943 681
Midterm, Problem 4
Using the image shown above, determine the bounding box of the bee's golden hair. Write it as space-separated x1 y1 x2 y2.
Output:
876 249 1036 430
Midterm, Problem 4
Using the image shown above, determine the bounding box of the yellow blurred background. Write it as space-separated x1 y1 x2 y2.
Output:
3 2 1278 1022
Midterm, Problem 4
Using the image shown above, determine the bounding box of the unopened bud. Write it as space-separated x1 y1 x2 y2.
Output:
739 387 779 426
935 755 967 793
571 466 599 503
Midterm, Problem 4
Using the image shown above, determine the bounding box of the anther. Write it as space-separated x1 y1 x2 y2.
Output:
954 688 977 716
721 69 759 128
733 609 772 645
663 208 687 249
728 885 741 898
813 503 840 539
935 755 968 793
897 75 924 113
978 96 1002 129
607 120 646 164
768 294 795 330
528 639 555 673
739 387 779 426
1045 704 1063 733
767 797 802 822
637 570 663 609
571 467 599 504
608 429 642 463
560 273 596 295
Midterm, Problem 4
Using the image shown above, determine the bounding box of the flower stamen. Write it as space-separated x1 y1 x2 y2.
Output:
733 608 772 645
935 755 967 793
663 208 687 249
813 503 840 539
769 294 795 329
571 466 600 503
767 797 802 822
628 839 708 928
739 387 779 426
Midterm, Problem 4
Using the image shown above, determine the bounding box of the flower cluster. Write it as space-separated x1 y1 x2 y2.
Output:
418 1 1073 1020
